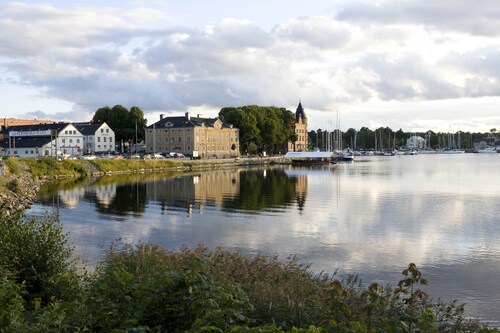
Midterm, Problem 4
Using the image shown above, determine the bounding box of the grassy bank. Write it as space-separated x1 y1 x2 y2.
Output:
0 208 497 332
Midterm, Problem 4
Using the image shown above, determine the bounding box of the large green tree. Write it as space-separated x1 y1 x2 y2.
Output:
91 105 148 143
219 105 296 154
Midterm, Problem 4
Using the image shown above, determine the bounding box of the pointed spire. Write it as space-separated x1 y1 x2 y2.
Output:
296 101 306 123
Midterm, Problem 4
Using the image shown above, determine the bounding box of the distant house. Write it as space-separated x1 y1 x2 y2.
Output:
406 136 426 150
145 112 239 158
288 101 308 152
0 123 84 157
74 122 115 154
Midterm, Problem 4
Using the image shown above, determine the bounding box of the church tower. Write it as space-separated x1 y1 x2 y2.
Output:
288 101 308 151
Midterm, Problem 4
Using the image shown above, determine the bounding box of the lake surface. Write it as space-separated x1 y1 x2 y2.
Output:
28 154 500 324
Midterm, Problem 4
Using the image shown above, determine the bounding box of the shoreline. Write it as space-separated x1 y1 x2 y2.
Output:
0 156 285 212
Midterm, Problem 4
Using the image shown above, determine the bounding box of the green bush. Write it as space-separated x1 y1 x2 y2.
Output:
3 157 21 174
0 208 73 303
6 179 20 193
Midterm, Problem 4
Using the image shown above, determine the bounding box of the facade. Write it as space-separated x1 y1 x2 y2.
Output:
145 112 240 158
406 136 426 150
74 122 115 154
288 101 308 152
0 123 84 157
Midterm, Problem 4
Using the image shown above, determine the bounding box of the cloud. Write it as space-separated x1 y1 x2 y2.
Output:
335 0 500 37
1 1 500 131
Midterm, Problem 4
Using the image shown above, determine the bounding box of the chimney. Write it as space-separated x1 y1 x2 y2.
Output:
160 114 164 120
197 114 202 118
185 112 190 120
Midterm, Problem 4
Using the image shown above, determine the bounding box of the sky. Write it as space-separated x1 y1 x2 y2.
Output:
1 0 500 133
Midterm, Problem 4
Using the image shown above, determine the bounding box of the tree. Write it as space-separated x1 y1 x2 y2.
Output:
219 106 296 154
91 105 148 143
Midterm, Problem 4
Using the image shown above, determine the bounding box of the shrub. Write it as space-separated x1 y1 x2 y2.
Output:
6 179 20 193
88 243 252 332
0 208 73 303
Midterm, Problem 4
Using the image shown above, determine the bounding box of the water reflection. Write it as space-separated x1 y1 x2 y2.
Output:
28 155 500 323
35 167 312 216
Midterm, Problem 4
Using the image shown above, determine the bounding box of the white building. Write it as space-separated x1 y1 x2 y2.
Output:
406 136 426 150
1 123 84 158
74 122 115 154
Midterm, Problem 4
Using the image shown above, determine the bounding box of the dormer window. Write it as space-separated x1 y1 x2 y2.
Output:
165 122 173 127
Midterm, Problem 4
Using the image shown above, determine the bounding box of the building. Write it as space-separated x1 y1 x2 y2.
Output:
145 112 240 158
1 118 56 140
406 136 426 150
74 122 115 154
288 101 308 152
0 123 84 158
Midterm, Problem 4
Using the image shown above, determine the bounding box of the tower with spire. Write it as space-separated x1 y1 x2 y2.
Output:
288 101 308 152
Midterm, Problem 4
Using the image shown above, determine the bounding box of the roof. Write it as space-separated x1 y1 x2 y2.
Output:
4 122 71 134
284 151 334 159
0 136 53 149
295 101 307 123
73 122 104 135
147 114 234 129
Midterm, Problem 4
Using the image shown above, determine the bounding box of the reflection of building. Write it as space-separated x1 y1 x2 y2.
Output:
288 101 308 152
295 174 308 212
94 184 117 207
58 188 86 208
145 112 240 158
56 185 117 208
146 169 241 215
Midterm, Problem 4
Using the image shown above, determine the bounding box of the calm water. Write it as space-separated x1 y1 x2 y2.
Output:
28 154 500 324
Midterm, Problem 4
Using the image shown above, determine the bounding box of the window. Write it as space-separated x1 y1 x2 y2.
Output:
103 137 107 142
62 138 66 143
89 137 93 141
69 139 73 143
98 137 101 142
77 139 80 143
106 129 109 133
65 130 68 134
178 137 182 142
109 138 112 143
101 129 104 133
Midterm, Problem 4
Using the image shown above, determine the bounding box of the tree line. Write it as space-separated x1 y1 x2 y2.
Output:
90 104 496 153
310 127 497 151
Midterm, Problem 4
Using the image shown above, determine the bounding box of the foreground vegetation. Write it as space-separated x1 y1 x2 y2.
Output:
0 208 497 332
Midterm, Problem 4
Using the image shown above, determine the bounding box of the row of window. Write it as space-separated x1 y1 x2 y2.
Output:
151 145 236 152
62 137 113 143
100 128 110 133
97 137 112 143
149 135 238 144
62 138 80 144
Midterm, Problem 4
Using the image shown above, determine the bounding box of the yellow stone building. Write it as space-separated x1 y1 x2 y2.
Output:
145 112 240 158
288 101 308 152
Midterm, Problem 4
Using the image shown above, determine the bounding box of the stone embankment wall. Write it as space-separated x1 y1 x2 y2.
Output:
0 161 42 214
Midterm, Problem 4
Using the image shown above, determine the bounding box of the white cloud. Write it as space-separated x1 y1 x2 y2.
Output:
1 1 499 132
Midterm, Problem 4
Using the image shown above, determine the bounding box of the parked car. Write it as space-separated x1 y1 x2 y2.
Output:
80 154 97 160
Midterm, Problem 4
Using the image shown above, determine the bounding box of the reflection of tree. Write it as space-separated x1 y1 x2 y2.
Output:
93 182 147 217
222 169 297 213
